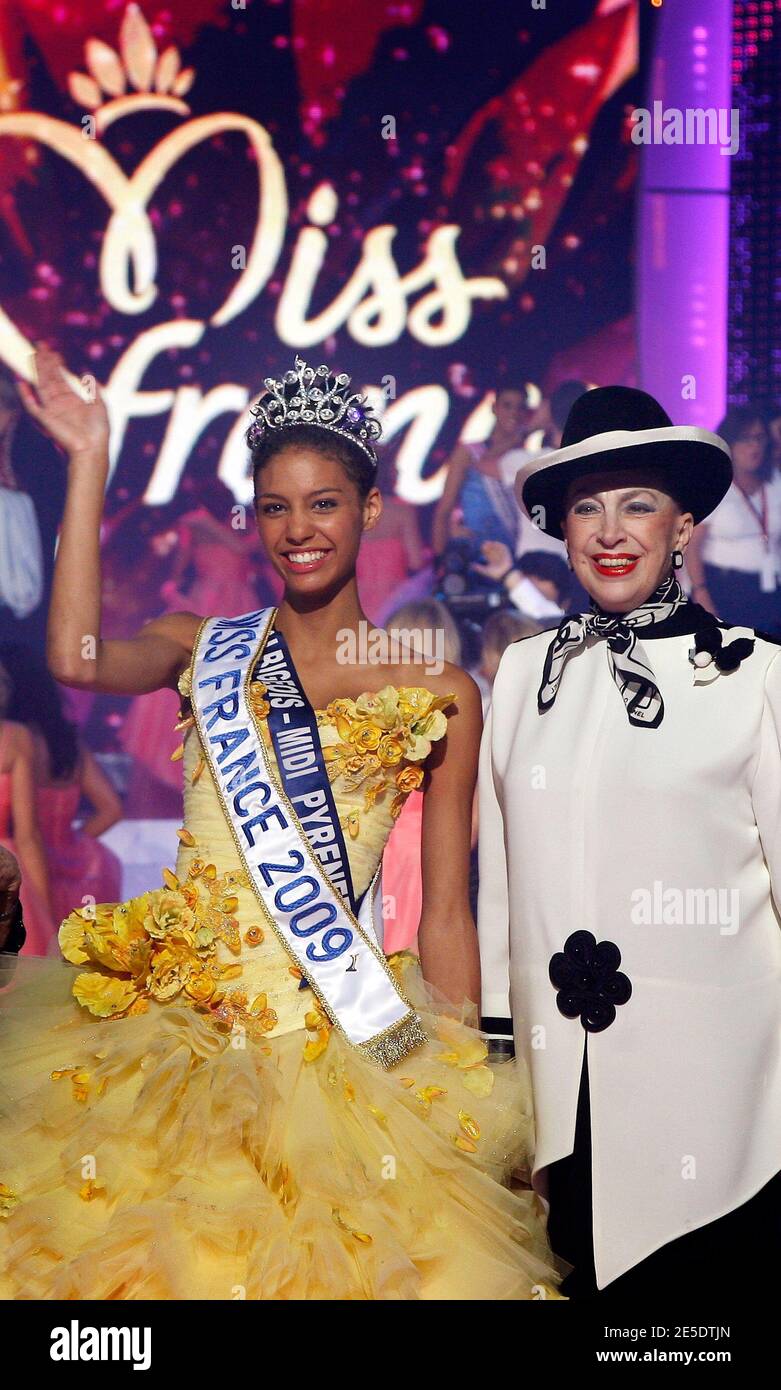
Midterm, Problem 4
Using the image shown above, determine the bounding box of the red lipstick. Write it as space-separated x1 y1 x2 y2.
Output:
591 553 640 578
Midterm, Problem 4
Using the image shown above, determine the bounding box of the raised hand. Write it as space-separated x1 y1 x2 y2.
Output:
17 343 110 459
471 538 514 580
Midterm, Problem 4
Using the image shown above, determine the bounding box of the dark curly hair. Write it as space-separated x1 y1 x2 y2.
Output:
248 422 377 505
0 642 81 781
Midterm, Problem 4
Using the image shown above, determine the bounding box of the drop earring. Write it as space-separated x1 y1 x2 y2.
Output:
671 549 684 570
565 550 574 571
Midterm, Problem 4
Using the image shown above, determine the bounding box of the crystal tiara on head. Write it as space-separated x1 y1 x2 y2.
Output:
247 355 382 465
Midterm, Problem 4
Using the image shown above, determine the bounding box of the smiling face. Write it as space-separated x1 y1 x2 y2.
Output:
562 468 694 613
731 417 768 479
492 389 527 443
254 446 381 599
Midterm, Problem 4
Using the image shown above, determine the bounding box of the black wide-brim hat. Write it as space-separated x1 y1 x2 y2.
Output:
515 385 733 537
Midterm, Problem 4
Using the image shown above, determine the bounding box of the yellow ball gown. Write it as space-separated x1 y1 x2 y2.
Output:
0 681 564 1300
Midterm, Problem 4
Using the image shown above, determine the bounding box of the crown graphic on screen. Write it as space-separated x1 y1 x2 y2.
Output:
247 357 383 465
67 7 195 133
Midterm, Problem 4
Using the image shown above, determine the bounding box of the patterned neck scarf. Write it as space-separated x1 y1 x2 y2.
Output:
537 573 688 728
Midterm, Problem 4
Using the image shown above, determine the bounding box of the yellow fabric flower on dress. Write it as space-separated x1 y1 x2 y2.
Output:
63 872 241 1026
147 946 194 1002
81 924 133 973
144 890 196 940
343 753 368 777
58 912 93 965
326 697 357 720
412 709 448 741
185 973 217 1002
59 898 148 969
350 720 382 752
119 892 157 939
72 973 139 1019
333 711 355 743
396 687 434 721
376 734 406 766
395 764 424 795
406 708 449 762
355 687 400 728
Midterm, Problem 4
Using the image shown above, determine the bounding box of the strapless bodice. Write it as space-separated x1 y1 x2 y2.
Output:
164 683 455 1038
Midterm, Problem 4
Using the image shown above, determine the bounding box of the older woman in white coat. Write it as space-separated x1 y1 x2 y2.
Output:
478 385 781 1297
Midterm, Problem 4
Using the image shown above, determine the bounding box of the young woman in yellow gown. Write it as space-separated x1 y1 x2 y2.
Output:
0 348 564 1300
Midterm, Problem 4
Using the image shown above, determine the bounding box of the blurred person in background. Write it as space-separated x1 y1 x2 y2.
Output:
767 405 781 477
686 405 781 637
472 541 582 622
0 366 65 654
0 642 122 930
159 476 276 617
431 384 528 565
0 371 44 639
381 599 462 955
471 608 543 715
119 481 282 814
0 655 55 953
500 379 589 565
356 445 426 624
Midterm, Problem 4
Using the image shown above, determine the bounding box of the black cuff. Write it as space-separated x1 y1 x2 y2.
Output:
481 1015 513 1038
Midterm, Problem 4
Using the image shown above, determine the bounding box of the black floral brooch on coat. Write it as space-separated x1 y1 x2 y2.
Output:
549 930 632 1034
688 624 755 678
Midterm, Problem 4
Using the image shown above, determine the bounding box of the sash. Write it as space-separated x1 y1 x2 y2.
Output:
187 607 427 1068
253 623 359 915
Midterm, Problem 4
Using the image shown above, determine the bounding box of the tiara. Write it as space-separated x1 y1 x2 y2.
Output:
248 356 382 465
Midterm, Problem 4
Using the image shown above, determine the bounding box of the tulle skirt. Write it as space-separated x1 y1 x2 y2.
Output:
0 952 565 1301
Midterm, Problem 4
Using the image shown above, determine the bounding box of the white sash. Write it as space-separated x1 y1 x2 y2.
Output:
188 607 427 1068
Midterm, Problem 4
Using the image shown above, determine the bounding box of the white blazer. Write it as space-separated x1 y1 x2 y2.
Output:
478 622 781 1288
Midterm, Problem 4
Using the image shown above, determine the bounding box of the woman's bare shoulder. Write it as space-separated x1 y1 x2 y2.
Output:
142 610 203 645
138 610 203 691
389 655 481 711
